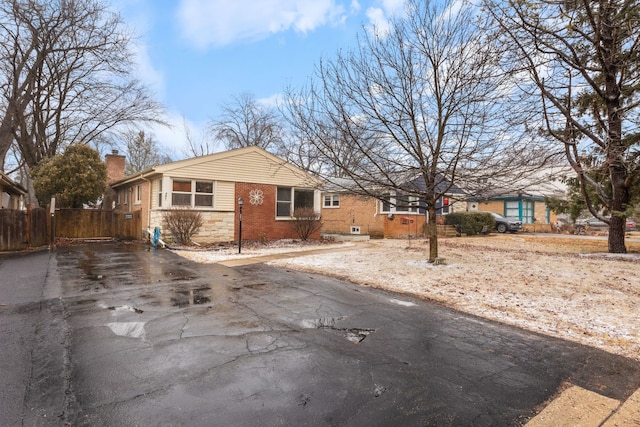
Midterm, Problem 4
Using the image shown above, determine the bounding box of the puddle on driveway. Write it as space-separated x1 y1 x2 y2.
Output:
171 286 212 307
107 305 144 314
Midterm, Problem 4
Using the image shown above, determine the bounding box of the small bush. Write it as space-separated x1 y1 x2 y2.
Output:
162 208 204 245
290 207 322 241
444 212 494 236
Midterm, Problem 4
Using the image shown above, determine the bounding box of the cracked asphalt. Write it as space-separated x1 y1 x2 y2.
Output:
1 241 640 426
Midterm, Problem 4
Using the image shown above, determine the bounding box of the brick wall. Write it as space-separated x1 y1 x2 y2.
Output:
476 200 505 215
235 182 320 241
475 200 555 224
384 214 426 238
321 194 385 237
104 152 126 210
105 152 126 183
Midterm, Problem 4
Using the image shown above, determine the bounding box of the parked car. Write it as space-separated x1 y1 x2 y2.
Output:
575 217 636 231
490 212 522 233
575 217 608 229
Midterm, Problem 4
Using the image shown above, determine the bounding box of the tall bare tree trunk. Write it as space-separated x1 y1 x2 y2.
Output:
603 9 628 254
427 204 438 262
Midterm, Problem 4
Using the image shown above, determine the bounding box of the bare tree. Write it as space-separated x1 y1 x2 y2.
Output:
276 112 378 178
182 116 217 158
123 130 172 175
283 0 546 262
485 0 640 253
0 0 166 174
209 92 283 151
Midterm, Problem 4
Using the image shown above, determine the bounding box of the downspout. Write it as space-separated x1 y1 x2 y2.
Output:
140 172 154 240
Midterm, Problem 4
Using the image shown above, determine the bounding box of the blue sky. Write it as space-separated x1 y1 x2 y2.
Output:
113 0 405 158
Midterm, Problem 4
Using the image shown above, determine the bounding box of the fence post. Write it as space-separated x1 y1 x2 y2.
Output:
26 204 31 247
49 197 56 251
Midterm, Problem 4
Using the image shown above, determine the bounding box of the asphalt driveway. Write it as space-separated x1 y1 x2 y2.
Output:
2 241 639 426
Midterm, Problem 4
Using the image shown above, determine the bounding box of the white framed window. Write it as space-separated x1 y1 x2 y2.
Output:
323 194 340 208
135 185 142 204
277 187 315 218
506 200 535 224
172 180 192 206
194 181 213 206
381 193 420 214
171 179 214 208
440 196 450 214
157 179 162 207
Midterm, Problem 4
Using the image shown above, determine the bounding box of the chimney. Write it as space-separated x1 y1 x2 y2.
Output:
105 150 126 183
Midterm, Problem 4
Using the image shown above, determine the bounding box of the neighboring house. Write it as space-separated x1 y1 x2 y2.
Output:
466 167 569 225
321 175 466 238
109 146 322 243
0 172 26 210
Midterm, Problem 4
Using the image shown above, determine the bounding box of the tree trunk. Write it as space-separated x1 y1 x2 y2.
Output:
0 113 14 170
608 215 626 253
602 6 627 254
427 205 438 262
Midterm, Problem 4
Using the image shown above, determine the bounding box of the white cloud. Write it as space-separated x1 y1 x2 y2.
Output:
365 7 390 35
142 112 221 161
257 93 283 109
111 0 166 98
131 42 166 100
177 0 348 48
365 0 405 36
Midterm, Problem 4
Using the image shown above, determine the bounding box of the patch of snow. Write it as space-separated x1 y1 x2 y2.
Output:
389 298 416 307
107 322 146 339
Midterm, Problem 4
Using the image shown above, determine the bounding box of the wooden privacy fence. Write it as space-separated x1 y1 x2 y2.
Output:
53 209 142 240
0 207 47 251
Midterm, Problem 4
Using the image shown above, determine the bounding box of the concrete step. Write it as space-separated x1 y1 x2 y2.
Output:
525 385 640 427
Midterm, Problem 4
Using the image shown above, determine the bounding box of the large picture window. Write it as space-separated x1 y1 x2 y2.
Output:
381 193 420 213
171 179 214 207
277 187 315 217
505 200 535 223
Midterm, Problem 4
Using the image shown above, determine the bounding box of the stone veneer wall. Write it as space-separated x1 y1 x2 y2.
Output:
150 210 235 243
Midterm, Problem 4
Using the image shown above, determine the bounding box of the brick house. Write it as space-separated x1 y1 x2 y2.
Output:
465 167 569 227
321 176 466 238
109 146 322 243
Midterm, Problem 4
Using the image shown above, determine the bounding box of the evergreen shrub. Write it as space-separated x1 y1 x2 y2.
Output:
444 212 494 236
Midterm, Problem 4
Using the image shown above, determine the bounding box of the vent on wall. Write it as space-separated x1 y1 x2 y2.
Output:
350 226 361 235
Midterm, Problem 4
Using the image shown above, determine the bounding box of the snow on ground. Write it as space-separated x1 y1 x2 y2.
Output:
174 235 640 360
